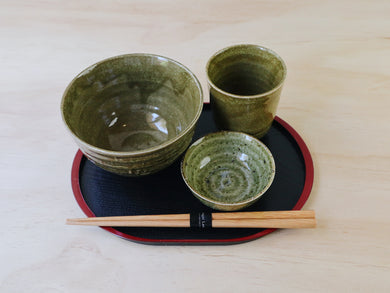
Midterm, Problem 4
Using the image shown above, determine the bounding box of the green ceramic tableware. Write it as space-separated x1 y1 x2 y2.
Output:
61 54 203 176
206 44 286 138
181 131 275 211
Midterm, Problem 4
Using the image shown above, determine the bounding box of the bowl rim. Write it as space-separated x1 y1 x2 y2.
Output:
181 131 276 207
61 53 204 156
206 44 287 99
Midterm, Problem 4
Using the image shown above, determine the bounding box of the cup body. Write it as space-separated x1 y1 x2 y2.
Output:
206 44 286 138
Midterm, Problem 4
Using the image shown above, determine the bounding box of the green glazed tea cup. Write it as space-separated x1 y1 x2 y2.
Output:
206 44 286 138
61 54 203 176
181 131 275 211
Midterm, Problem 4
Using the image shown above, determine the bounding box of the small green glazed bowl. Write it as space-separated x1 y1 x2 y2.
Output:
181 131 275 211
61 54 203 176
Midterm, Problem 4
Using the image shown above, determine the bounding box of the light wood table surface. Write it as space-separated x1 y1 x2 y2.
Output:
1 1 389 292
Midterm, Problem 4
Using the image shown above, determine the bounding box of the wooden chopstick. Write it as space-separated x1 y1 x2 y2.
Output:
212 210 315 220
66 210 316 229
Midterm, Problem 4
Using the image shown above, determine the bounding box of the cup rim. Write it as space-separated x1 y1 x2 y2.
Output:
181 131 276 207
206 44 287 99
61 53 204 156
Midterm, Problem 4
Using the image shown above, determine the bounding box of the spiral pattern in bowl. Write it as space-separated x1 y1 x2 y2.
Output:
181 131 275 211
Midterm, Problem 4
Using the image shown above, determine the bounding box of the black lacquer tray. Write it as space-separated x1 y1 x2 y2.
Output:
71 104 314 245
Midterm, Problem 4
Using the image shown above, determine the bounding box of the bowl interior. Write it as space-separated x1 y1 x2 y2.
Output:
182 132 275 205
62 54 202 152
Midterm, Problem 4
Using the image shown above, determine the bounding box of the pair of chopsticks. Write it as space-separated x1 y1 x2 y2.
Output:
66 210 316 229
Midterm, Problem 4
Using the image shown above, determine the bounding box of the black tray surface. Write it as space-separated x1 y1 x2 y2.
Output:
71 104 313 245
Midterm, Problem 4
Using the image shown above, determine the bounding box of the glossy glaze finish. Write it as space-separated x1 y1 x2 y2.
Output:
206 44 286 138
62 54 203 176
181 131 275 211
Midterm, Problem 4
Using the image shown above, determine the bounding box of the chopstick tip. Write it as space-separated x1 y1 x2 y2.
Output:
66 218 79 225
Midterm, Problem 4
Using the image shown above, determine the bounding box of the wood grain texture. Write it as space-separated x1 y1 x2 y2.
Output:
1 0 389 292
66 211 316 228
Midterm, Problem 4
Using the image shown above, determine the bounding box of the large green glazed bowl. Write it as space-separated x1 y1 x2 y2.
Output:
181 131 275 211
61 54 203 176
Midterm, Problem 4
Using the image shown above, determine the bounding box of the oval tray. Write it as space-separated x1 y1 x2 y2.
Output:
71 104 314 245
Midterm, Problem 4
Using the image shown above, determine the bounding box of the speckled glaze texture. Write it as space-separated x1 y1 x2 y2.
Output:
61 54 203 176
207 44 286 138
181 131 275 211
